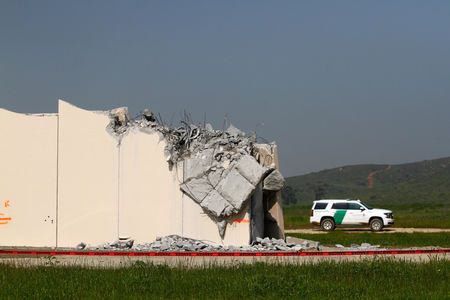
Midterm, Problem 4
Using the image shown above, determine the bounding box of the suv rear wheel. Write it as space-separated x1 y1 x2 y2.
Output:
321 218 335 231
370 218 383 231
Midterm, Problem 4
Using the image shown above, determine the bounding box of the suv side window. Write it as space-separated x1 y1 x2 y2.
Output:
348 203 363 210
331 202 348 209
314 203 327 210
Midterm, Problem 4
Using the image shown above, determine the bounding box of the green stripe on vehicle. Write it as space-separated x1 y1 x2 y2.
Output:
334 210 347 225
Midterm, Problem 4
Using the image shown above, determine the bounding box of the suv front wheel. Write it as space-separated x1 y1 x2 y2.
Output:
370 218 384 231
321 218 335 231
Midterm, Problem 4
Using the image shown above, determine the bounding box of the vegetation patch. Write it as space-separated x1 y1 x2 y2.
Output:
288 232 450 248
0 260 448 299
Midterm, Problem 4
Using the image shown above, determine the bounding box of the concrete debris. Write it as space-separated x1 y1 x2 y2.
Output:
226 124 245 137
235 155 269 186
76 242 86 250
85 235 319 252
263 169 285 191
333 243 383 251
285 236 320 250
216 169 256 209
142 109 156 122
253 143 276 168
105 107 285 238
108 238 135 249
107 107 130 137
181 154 269 237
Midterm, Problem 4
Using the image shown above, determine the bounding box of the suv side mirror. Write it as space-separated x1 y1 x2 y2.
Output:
360 207 365 211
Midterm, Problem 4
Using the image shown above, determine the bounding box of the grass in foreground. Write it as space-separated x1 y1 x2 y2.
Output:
283 203 450 229
289 232 450 248
0 260 448 299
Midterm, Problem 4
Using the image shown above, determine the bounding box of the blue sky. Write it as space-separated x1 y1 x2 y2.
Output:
1 1 449 176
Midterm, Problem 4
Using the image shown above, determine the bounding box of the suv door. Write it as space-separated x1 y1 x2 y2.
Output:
330 202 348 225
347 202 367 224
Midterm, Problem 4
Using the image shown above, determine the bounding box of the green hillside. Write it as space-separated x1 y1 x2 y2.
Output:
284 156 450 206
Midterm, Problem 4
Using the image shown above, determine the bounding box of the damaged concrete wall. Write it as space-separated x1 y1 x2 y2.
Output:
57 100 119 246
0 100 283 248
0 108 57 247
254 144 285 239
118 128 183 243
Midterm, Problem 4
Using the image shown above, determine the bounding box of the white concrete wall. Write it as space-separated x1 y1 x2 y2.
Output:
57 100 119 247
118 128 183 243
0 100 252 248
0 109 57 247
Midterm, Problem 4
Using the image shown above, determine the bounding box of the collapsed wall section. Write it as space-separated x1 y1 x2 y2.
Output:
117 124 252 245
57 100 119 247
0 109 57 247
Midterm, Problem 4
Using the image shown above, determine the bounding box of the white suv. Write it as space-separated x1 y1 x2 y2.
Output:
310 199 394 231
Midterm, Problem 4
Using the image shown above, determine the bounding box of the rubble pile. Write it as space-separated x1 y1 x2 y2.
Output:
334 243 384 250
105 107 285 237
82 235 320 252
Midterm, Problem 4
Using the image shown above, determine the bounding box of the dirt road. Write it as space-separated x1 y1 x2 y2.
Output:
285 228 450 234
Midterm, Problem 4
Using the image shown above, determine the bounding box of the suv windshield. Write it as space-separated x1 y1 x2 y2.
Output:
360 202 373 210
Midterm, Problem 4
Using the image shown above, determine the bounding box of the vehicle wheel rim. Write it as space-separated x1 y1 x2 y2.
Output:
324 222 332 230
373 222 381 230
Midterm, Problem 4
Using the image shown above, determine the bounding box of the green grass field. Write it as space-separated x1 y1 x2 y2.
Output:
0 260 448 299
288 232 450 248
283 203 450 229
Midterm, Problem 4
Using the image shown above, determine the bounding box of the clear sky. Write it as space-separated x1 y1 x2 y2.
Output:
1 1 449 176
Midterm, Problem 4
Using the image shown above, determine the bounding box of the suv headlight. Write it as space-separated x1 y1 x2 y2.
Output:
384 213 393 218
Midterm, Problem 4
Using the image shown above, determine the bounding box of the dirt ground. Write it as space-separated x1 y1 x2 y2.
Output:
284 228 450 234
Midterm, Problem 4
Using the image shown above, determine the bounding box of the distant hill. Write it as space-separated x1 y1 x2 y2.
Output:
284 157 450 206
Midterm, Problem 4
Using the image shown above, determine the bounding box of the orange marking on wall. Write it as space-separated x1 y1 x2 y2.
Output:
3 200 10 208
0 213 12 225
234 218 250 223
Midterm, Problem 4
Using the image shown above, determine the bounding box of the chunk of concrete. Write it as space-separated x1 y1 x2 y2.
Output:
235 155 268 186
184 148 214 180
286 236 320 249
180 177 214 203
207 168 224 187
216 168 255 210
253 143 275 168
200 190 230 218
263 169 285 191
76 242 86 250
217 220 227 238
226 124 245 137
205 123 214 132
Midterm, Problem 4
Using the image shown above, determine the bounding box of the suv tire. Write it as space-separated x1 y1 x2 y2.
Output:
321 218 335 231
370 218 383 231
